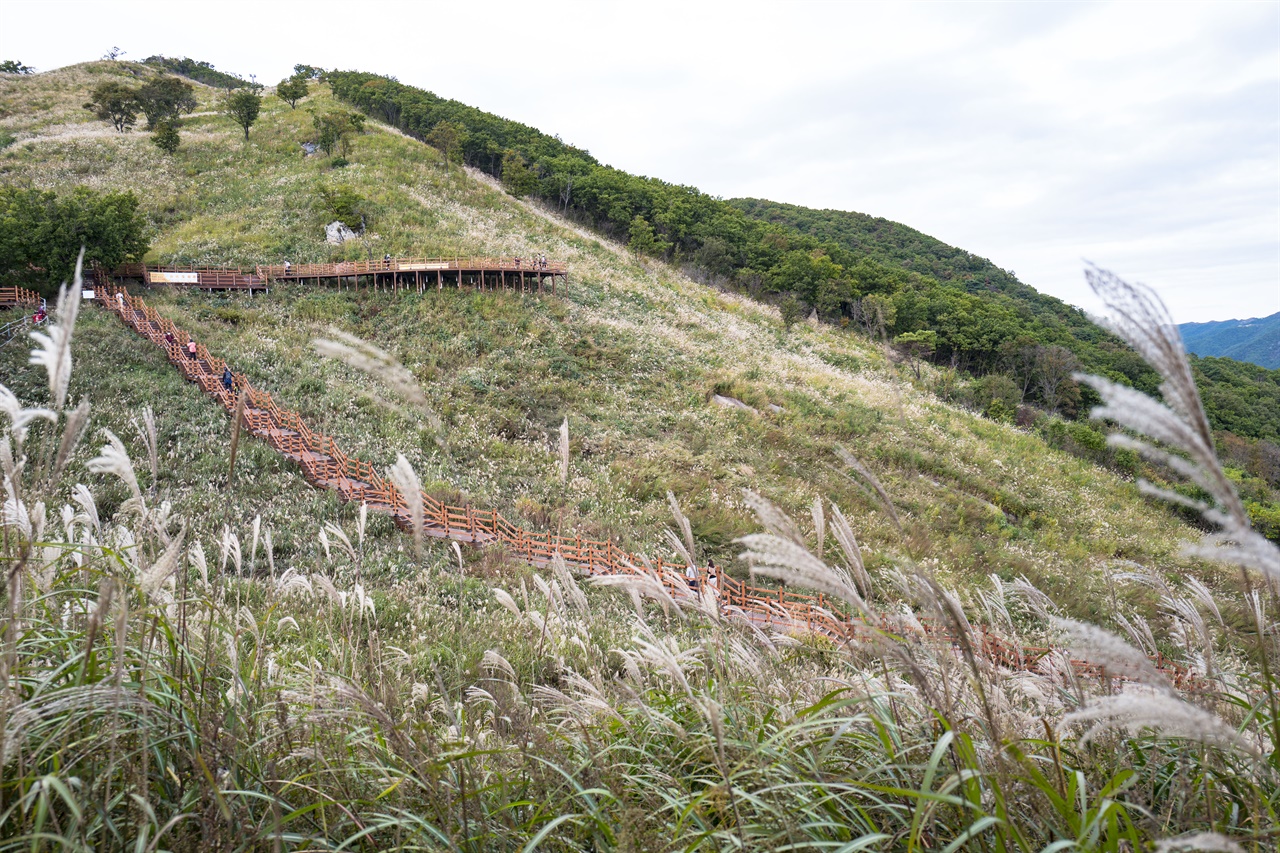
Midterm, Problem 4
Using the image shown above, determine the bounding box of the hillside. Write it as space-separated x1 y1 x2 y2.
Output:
1 61 1276 850
1180 311 1280 369
0 60 1209 603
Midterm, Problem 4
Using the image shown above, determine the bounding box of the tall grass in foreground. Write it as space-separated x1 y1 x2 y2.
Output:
1 267 1276 851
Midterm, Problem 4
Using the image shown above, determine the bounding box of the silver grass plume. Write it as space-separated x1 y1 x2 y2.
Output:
312 328 441 430
737 493 870 615
738 533 867 612
550 551 587 612
1063 689 1259 758
27 249 83 411
49 400 90 487
741 489 805 546
1078 266 1280 583
1153 833 1244 853
86 429 144 518
322 521 357 564
388 453 423 560
829 502 872 598
667 490 695 558
131 406 158 496
558 417 569 484
1051 617 1173 692
140 525 185 602
0 385 55 442
834 446 902 532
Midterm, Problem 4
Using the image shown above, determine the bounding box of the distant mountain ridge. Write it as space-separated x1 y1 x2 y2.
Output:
1180 312 1280 370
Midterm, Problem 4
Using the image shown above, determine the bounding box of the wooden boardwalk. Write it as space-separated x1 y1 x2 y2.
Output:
93 283 1209 692
105 256 566 295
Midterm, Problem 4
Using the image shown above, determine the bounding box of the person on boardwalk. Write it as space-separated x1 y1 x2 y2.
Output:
283 260 292 277
383 253 391 269
186 338 198 360
32 307 46 324
706 558 721 610
222 365 234 392
164 331 176 348
685 563 699 592
116 292 125 310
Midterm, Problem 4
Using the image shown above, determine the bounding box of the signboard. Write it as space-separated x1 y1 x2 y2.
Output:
83 290 95 300
401 263 450 271
150 271 199 284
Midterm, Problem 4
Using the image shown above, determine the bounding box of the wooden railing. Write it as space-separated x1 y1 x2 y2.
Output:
0 286 43 308
255 256 566 280
93 284 1211 693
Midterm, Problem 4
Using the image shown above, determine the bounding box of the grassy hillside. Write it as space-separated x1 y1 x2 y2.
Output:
2 62 1275 850
0 61 1208 610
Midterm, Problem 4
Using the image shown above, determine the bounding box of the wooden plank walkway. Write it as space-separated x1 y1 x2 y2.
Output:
93 281 1210 692
104 256 566 295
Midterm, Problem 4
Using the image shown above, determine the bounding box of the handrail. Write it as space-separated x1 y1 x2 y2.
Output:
255 256 567 279
0 286 44 308
93 284 1212 693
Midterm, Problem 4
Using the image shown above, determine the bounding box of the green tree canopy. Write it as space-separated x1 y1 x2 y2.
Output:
425 120 465 172
136 75 196 129
0 186 149 295
276 76 309 109
501 150 537 196
627 215 661 259
316 184 369 231
0 60 35 74
894 330 938 380
83 81 139 132
312 110 365 157
222 89 262 140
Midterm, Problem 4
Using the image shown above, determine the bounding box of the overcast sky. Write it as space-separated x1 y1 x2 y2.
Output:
4 0 1278 322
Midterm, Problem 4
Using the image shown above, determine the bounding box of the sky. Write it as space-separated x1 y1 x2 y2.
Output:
4 0 1278 323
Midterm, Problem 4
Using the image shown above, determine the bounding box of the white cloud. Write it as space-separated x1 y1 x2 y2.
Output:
4 0 1277 321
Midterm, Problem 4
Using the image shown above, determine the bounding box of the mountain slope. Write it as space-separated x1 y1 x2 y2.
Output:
1180 311 1280 369
0 61 1207 612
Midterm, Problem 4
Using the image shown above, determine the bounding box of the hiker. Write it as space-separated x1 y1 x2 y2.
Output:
222 365 234 391
32 307 46 324
383 253 391 268
164 330 176 347
116 291 125 310
685 563 699 592
283 260 292 277
514 256 521 269
186 338 198 360
706 559 721 609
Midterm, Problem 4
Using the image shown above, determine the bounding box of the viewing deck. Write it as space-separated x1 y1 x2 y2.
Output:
104 256 566 294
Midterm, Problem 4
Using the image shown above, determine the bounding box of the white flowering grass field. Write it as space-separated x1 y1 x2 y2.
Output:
1 63 1277 851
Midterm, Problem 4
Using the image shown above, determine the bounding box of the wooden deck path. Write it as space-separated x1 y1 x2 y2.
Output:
93 282 1209 692
104 256 566 295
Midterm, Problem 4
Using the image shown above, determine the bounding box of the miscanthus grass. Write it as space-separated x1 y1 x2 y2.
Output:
1 265 1277 851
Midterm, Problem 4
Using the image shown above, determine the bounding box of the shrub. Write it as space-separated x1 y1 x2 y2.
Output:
150 118 180 154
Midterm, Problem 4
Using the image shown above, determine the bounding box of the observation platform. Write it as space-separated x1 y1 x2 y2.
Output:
103 256 566 294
